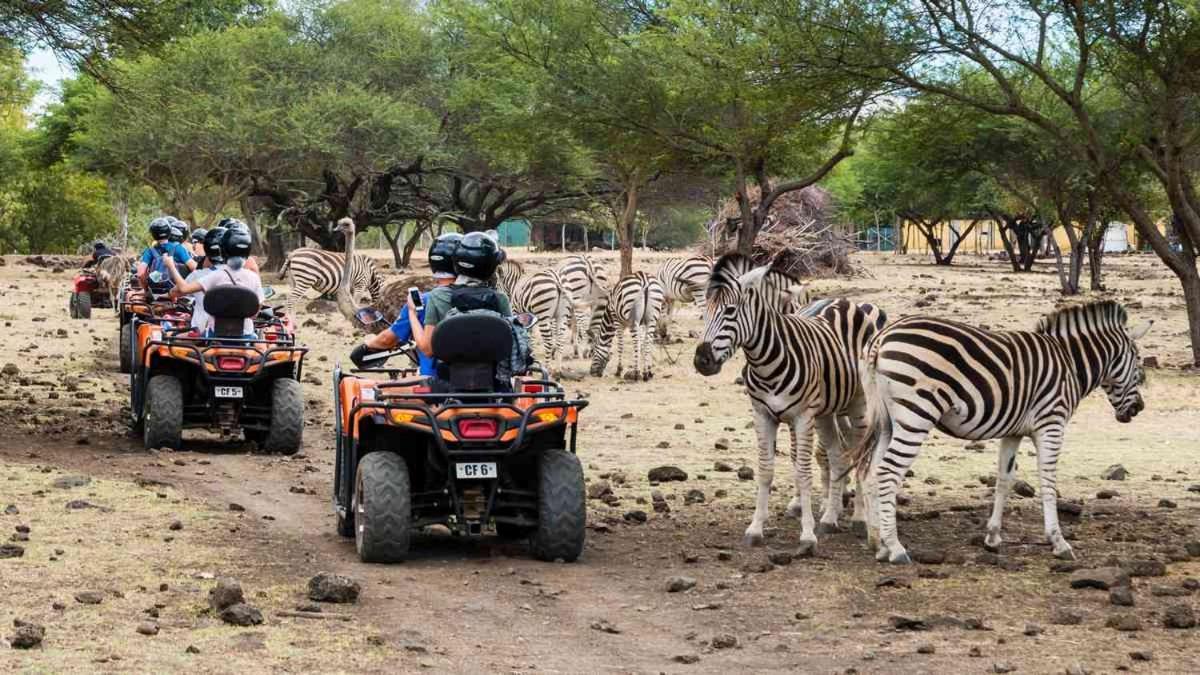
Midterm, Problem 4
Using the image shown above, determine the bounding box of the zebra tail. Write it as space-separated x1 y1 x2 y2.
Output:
279 252 292 279
836 353 885 484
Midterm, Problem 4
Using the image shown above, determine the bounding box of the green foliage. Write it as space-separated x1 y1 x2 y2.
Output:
643 205 708 250
0 166 113 253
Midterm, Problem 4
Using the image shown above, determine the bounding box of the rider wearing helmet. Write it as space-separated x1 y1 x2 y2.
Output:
215 218 261 272
164 227 263 337
137 217 196 292
410 231 511 359
171 227 227 332
167 219 187 244
349 232 463 374
189 228 208 262
82 241 115 269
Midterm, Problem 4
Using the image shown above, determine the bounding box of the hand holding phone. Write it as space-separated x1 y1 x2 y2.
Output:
408 287 423 311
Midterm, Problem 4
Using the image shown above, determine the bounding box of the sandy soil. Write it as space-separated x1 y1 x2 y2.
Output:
1 249 1198 674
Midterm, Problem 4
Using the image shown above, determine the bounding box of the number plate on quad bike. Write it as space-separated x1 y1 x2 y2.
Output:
214 386 244 399
455 462 497 480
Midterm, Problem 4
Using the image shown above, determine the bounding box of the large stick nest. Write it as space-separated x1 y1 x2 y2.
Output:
706 184 860 278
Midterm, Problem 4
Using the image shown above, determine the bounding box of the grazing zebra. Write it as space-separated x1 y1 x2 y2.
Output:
557 255 610 356
693 254 886 552
589 272 665 381
97 255 133 308
851 301 1150 565
655 255 712 339
502 269 572 367
496 259 524 295
280 248 384 317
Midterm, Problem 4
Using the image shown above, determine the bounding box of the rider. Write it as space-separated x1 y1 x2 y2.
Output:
189 228 208 262
216 217 261 273
170 227 226 334
137 217 196 293
82 241 115 269
410 231 511 360
164 226 263 337
349 232 462 374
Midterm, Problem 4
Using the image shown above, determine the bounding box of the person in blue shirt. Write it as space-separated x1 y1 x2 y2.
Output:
349 232 461 375
137 217 196 293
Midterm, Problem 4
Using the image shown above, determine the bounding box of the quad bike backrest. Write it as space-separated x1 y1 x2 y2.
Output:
432 314 513 392
204 285 261 337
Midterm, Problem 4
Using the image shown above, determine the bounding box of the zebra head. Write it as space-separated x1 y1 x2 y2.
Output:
1105 319 1152 423
694 254 804 376
588 300 616 376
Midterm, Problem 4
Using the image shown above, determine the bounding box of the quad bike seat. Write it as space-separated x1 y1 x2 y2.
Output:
432 314 513 392
204 286 261 337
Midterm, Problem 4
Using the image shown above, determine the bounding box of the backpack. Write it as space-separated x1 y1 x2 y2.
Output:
146 245 174 291
444 285 533 387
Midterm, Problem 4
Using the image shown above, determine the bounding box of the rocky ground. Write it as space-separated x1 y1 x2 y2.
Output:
1 249 1198 673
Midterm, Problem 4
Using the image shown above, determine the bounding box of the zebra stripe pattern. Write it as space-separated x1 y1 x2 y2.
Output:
852 300 1150 564
281 248 384 317
693 253 886 551
502 268 572 366
557 255 609 356
589 272 665 381
654 255 712 339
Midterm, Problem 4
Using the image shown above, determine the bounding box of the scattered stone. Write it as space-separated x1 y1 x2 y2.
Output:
1109 586 1134 606
589 619 621 634
767 550 794 566
1023 623 1043 636
710 634 738 650
0 543 24 558
308 572 361 603
1069 567 1130 590
912 549 946 565
736 466 754 481
1057 501 1083 519
741 560 773 574
1158 498 1177 509
978 474 997 487
208 578 244 611
968 647 983 657
1101 464 1128 481
1105 614 1141 631
666 576 697 593
916 644 935 654
1049 608 1083 626
673 654 700 664
1186 542 1200 558
65 500 95 510
1122 559 1166 577
992 663 1016 673
8 622 44 649
656 441 670 449
586 481 613 500
51 475 91 489
623 510 647 523
876 576 911 589
1163 604 1196 629
1013 480 1036 498
647 466 687 482
683 489 705 505
1 363 19 377
1064 663 1090 675
3 505 17 515
1096 489 1120 500
1128 651 1152 662
136 622 159 636
228 503 246 512
219 603 264 626
168 520 183 531
889 615 929 631
186 645 201 655
1151 585 1192 597
713 461 734 472
75 591 104 605
965 441 986 451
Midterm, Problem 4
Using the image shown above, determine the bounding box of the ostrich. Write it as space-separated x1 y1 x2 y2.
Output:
334 218 388 334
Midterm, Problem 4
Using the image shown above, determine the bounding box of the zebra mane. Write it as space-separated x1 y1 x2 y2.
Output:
709 253 802 298
1035 300 1128 336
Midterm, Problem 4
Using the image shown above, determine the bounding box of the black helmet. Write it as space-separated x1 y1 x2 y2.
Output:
168 219 186 243
93 241 106 251
148 217 172 240
218 217 248 232
220 227 253 260
429 232 462 277
190 228 208 244
203 227 227 264
452 232 500 280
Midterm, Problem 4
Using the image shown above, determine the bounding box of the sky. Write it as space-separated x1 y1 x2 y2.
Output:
24 47 71 115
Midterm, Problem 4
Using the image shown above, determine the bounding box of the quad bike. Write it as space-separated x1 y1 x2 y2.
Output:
130 285 307 453
332 312 589 564
117 278 163 374
68 269 114 319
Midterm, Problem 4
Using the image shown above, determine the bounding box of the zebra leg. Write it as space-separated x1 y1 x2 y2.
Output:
1033 426 1075 560
814 415 844 533
984 436 1022 552
744 404 780 547
840 400 871 537
642 321 654 380
634 324 645 381
786 415 819 554
875 409 934 565
614 328 625 378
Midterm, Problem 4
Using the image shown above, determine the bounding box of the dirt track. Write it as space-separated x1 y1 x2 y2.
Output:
2 250 1199 673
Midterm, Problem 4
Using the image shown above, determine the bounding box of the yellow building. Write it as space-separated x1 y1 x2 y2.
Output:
898 218 1167 256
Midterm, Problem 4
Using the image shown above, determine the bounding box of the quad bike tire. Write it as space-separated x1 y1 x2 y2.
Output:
77 291 91 319
354 452 411 563
262 379 303 454
144 375 183 450
119 322 132 374
68 293 78 319
530 450 586 562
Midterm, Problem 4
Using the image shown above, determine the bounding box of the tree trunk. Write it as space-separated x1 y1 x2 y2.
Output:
381 222 404 269
1087 234 1105 291
400 221 429 269
940 219 979 265
617 183 639 277
239 196 267 257
1182 268 1200 368
264 223 287 274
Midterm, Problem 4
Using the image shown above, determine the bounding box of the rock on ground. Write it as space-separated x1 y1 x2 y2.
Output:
74 591 104 605
665 576 697 593
308 572 361 603
219 603 264 626
9 622 44 649
1163 604 1196 629
1101 464 1128 480
208 577 244 611
647 466 687 482
1069 567 1130 590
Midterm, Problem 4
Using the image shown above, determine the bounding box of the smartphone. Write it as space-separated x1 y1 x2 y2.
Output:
408 287 423 310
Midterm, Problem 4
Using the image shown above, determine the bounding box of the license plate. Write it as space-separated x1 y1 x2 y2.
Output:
455 462 497 480
214 386 243 399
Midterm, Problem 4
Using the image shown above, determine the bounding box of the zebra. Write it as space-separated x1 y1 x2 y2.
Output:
693 253 886 552
97 255 134 309
654 255 712 340
502 268 573 367
279 248 384 318
496 259 524 295
851 300 1150 565
557 255 609 356
589 272 666 381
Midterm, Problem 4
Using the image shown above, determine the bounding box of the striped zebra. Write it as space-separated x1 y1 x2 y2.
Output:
502 269 573 367
852 301 1150 565
655 255 712 339
693 254 886 552
589 272 665 381
280 248 384 318
557 255 610 356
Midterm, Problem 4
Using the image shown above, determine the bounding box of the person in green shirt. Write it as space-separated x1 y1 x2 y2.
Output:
410 232 512 358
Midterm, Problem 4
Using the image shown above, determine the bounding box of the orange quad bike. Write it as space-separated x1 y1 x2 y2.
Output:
333 313 589 563
117 277 168 374
131 285 307 453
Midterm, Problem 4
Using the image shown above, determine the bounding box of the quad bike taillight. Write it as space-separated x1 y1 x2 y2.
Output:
522 383 544 393
457 418 498 439
217 356 247 371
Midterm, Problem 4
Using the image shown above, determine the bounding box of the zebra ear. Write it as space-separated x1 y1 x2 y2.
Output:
736 265 772 291
1128 320 1152 341
787 284 808 303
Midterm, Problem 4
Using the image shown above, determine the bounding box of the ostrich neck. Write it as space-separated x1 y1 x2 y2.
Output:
335 225 362 330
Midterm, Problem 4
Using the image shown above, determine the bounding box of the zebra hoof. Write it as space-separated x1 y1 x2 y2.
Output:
743 532 765 548
795 540 817 558
875 546 890 562
816 522 840 535
889 551 913 565
1053 546 1077 561
851 521 868 539
983 542 1001 554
